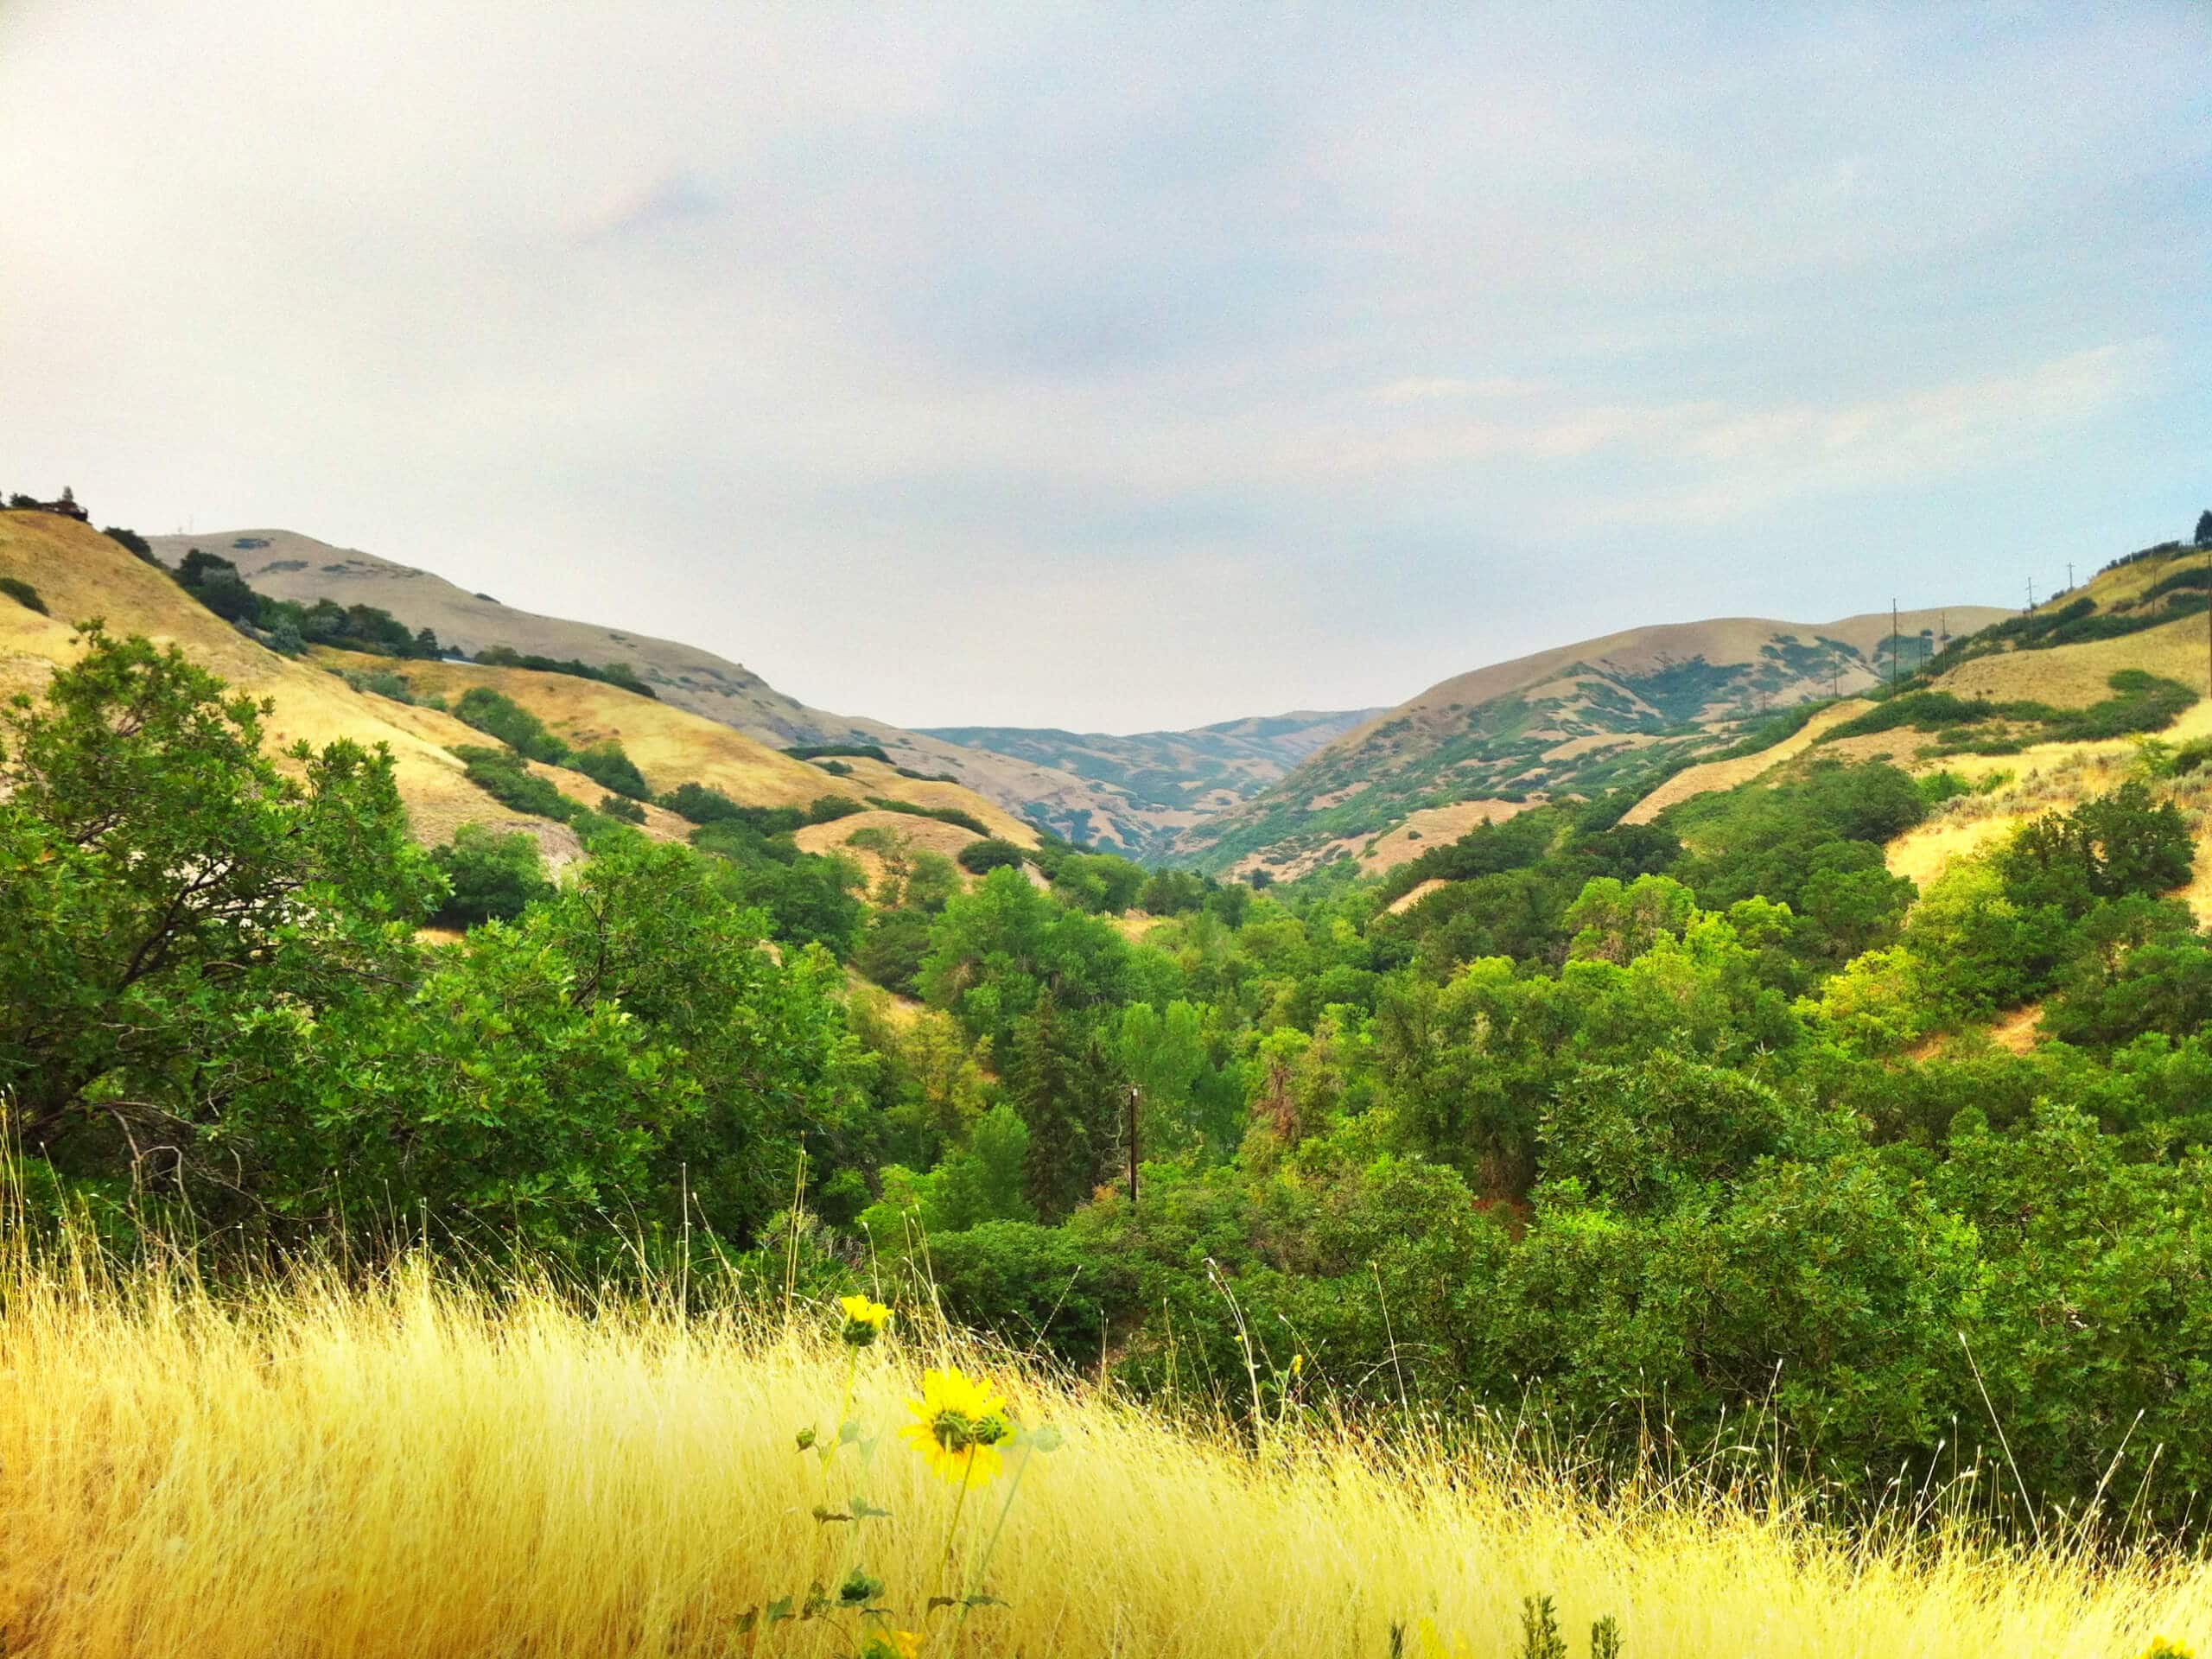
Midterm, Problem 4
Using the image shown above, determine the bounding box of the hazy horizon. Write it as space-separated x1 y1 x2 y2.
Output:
3 3 2206 728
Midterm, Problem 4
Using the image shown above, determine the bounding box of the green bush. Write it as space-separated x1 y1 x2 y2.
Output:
569 740 650 801
806 794 867 825
430 823 555 927
598 794 646 824
957 837 1028 875
452 745 584 823
471 646 658 699
453 688 571 765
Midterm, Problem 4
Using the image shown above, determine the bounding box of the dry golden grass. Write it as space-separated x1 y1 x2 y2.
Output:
815 757 1039 847
1937 610 2212 709
1620 701 1875 826
793 811 985 893
1360 800 1541 873
370 658 1036 846
0 513 518 845
1884 701 2212 922
368 653 844 810
0 1250 2203 1659
1385 877 1452 916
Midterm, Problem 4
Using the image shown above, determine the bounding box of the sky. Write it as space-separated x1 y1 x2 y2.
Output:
1 3 2207 732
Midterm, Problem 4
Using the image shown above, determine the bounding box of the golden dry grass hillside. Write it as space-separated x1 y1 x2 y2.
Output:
1620 699 1875 824
3 1251 2206 1659
367 654 1035 843
145 528 1116 840
0 512 548 849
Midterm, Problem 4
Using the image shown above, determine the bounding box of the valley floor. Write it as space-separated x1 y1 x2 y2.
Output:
0 1255 2201 1658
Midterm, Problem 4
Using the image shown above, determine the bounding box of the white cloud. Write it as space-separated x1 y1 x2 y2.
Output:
0 2 2204 728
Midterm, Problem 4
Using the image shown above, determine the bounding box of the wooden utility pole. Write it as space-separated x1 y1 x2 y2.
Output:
1125 1084 1141 1205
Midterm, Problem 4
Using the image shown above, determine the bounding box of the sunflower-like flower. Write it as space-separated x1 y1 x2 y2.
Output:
839 1294 893 1348
2141 1642 2196 1659
861 1632 924 1659
899 1366 1014 1485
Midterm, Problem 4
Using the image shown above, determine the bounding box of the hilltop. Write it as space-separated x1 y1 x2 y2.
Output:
1183 606 2007 875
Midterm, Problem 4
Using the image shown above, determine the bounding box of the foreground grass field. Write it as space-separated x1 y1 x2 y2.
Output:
0 1252 2203 1658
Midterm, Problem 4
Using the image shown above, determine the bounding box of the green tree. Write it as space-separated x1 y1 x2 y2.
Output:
957 836 1027 875
1007 992 1122 1219
0 625 436 1192
429 823 553 927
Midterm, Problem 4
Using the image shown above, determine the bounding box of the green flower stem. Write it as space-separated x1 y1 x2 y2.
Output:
949 1440 1035 1647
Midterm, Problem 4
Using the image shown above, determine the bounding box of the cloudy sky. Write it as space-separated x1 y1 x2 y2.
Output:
1 3 2206 730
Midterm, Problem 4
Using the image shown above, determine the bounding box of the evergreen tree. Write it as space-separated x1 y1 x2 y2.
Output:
1008 992 1118 1219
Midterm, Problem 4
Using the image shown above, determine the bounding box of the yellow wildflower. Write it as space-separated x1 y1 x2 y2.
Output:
899 1366 1014 1485
2142 1642 2196 1659
839 1294 893 1347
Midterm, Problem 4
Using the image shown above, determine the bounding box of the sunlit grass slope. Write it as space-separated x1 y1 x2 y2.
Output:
366 652 1037 843
0 511 531 846
0 1254 2203 1658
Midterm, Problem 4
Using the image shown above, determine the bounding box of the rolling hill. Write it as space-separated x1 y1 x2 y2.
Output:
143 530 1190 851
1183 607 2008 876
3 511 1025 868
918 709 1381 858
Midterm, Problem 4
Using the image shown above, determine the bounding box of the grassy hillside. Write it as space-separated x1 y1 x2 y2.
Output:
0 511 594 855
920 709 1380 857
327 652 1033 843
3 512 1027 868
1605 536 2212 921
1183 607 2005 876
5 1254 2200 1659
147 529 1138 837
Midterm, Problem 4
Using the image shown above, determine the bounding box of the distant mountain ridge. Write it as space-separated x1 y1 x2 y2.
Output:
1182 606 2011 876
919 709 1382 856
144 530 2013 877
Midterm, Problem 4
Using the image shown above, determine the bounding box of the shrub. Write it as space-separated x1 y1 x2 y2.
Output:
429 823 554 926
785 742 891 764
339 668 414 703
470 646 657 699
805 794 866 825
0 576 47 615
101 525 157 565
453 688 570 765
452 745 583 823
958 837 1028 875
659 781 745 823
598 794 646 824
569 740 650 801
